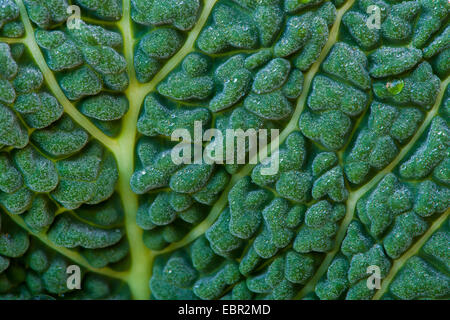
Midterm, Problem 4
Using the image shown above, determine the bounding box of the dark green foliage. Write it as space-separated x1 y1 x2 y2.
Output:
0 0 448 301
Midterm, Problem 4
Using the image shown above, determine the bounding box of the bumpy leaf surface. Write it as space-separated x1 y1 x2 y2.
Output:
0 0 448 300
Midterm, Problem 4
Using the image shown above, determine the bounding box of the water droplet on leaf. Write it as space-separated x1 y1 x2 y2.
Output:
386 80 404 95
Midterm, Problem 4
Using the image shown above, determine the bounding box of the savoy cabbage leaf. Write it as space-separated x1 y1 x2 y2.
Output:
0 0 448 300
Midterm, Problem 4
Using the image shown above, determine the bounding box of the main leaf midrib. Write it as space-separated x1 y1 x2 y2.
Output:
111 0 219 299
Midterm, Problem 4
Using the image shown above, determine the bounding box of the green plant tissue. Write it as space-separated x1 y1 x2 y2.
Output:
0 0 448 300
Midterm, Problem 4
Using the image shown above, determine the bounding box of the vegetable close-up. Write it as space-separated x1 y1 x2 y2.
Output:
0 0 448 301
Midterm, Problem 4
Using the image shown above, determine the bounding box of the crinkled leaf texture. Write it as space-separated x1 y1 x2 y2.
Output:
0 0 448 300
